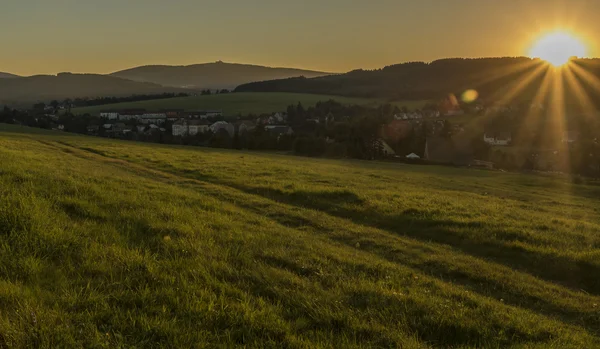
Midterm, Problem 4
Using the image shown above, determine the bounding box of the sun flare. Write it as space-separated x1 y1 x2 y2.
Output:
529 31 587 67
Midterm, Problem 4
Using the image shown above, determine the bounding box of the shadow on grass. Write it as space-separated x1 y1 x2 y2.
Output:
222 183 600 297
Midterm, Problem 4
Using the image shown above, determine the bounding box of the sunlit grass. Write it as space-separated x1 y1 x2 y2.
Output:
0 126 599 347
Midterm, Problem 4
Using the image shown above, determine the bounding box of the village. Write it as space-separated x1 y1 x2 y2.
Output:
3 96 596 176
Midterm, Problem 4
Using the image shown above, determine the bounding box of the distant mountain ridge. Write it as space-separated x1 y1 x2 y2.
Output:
0 73 190 105
0 72 20 79
110 61 332 90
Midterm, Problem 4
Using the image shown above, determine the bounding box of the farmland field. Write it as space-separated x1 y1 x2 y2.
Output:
72 92 430 116
1 124 600 348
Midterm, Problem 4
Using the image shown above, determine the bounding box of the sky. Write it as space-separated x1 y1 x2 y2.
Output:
2 0 600 76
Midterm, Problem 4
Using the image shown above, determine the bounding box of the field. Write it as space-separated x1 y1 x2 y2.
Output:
72 92 430 116
1 124 600 348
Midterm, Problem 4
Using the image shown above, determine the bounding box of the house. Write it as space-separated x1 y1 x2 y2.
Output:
100 110 119 120
484 132 512 146
210 121 234 136
172 119 188 136
112 123 127 133
117 111 141 121
205 110 223 118
375 139 396 156
268 112 286 124
140 113 167 124
86 125 100 135
162 109 184 120
188 120 210 135
265 125 294 137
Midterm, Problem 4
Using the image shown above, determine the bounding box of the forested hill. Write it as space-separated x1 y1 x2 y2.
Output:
235 57 600 105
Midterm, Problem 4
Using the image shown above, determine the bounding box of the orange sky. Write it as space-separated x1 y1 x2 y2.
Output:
1 0 599 76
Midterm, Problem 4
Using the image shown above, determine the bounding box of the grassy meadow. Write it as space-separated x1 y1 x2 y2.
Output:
72 92 430 116
0 124 600 348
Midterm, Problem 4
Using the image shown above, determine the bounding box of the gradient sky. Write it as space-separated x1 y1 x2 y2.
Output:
2 0 600 76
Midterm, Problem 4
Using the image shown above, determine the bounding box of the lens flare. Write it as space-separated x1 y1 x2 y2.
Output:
461 89 479 103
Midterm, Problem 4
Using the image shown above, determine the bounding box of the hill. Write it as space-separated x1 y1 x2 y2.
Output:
235 57 600 106
110 61 332 90
0 124 599 347
73 92 429 116
0 72 20 79
0 73 190 105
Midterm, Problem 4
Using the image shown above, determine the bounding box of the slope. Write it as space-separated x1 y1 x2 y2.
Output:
235 57 600 107
0 72 20 79
73 92 429 116
0 73 190 105
110 61 332 89
0 124 599 348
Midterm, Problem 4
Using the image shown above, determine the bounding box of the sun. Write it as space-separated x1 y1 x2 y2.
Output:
528 31 587 67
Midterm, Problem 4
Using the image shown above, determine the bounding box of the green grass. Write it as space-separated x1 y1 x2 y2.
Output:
1 124 599 348
72 92 430 116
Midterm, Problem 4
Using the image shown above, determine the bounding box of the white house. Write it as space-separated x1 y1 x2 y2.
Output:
118 112 142 121
210 121 234 136
205 110 223 118
172 120 188 136
188 120 210 135
266 112 287 125
140 113 167 124
484 132 512 146
100 111 119 120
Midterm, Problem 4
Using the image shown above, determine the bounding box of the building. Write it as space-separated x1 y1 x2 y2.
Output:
162 109 184 121
172 120 188 136
210 121 234 136
100 110 119 120
205 110 223 118
484 132 512 146
265 125 294 137
375 139 396 156
188 120 210 135
86 125 100 135
140 113 167 124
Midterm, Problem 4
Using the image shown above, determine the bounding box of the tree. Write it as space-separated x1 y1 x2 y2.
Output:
50 100 60 111
441 120 452 138
296 102 305 116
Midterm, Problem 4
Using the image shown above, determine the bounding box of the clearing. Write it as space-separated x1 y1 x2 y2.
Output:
0 124 599 348
72 92 430 116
